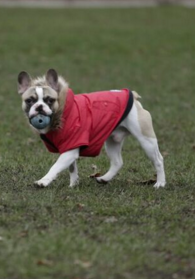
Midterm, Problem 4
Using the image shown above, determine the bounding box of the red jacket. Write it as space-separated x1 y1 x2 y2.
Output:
41 88 133 157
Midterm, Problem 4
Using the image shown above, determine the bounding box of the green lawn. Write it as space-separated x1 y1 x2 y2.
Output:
0 6 195 279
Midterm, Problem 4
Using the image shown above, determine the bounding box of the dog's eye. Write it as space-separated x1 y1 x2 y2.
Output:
44 97 55 105
25 98 36 105
25 99 31 104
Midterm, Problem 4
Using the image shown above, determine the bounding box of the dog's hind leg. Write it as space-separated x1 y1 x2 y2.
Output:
96 134 124 184
69 160 79 187
123 101 166 188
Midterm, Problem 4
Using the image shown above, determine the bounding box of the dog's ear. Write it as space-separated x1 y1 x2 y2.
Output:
46 69 59 92
18 71 31 95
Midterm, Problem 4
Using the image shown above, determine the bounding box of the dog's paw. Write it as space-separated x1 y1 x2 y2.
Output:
34 178 51 188
95 177 108 184
154 181 166 188
69 177 79 188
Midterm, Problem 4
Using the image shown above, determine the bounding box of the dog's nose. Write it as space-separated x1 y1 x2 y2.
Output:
35 105 43 112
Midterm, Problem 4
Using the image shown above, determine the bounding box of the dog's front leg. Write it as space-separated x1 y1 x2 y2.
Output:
69 161 79 187
34 148 79 187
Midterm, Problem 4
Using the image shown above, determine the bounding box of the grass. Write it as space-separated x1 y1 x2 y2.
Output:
0 6 195 279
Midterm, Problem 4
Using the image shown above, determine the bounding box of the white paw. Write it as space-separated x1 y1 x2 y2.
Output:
69 178 79 188
96 177 108 184
154 181 166 188
34 178 52 188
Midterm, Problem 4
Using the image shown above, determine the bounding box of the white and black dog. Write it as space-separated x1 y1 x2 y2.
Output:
17 69 166 188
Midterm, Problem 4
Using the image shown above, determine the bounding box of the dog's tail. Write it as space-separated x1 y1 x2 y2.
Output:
132 91 141 100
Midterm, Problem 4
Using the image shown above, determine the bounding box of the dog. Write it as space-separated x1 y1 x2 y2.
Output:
17 69 166 188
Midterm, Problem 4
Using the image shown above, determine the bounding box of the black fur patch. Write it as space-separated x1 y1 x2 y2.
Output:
24 96 38 113
43 96 56 109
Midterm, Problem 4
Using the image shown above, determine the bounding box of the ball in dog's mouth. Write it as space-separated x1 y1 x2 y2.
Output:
30 114 51 130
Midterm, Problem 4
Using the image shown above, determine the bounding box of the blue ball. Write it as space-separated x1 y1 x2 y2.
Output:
30 114 51 130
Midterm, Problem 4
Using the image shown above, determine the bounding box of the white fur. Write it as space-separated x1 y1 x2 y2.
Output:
35 149 79 187
29 87 52 118
97 103 165 187
69 161 79 187
34 100 166 188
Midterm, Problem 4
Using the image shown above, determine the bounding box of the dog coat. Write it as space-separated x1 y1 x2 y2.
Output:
41 88 134 157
